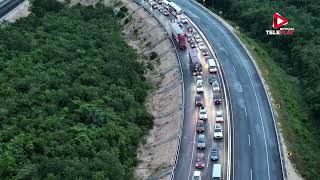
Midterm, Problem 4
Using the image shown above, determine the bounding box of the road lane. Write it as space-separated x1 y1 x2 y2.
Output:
171 0 283 180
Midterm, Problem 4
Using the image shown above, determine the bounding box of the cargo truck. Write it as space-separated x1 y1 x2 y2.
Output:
170 22 186 49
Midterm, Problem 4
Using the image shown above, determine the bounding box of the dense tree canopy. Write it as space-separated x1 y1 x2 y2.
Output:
0 1 153 179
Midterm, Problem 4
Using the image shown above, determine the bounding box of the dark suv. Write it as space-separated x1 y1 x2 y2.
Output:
213 91 222 104
196 120 205 132
209 74 218 84
195 95 203 106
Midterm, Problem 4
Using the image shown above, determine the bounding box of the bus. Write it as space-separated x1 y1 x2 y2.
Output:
168 2 183 17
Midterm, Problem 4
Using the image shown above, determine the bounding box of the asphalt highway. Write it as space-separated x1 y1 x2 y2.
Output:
170 0 284 180
137 1 228 179
0 0 24 19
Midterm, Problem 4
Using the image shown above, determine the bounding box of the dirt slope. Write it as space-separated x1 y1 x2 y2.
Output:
118 0 182 179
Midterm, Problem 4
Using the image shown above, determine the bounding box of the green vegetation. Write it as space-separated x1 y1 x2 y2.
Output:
0 0 153 179
201 0 320 178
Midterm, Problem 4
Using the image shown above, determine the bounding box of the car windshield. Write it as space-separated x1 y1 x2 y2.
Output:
197 83 202 87
213 93 222 98
196 158 203 162
197 122 203 126
200 111 206 114
217 113 222 117
198 137 205 143
215 128 222 132
210 75 217 80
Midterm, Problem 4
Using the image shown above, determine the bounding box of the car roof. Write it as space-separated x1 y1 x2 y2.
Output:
210 74 217 79
193 170 201 176
197 153 204 158
197 119 204 123
199 134 205 138
216 111 223 115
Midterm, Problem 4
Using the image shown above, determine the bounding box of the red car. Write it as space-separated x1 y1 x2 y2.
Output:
195 153 205 169
196 120 205 132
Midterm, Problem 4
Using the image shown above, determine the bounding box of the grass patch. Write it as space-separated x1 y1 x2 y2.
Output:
235 31 320 179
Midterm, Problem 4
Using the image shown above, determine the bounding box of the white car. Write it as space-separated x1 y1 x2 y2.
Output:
196 75 203 84
193 32 200 39
181 16 188 24
197 134 206 149
196 81 204 93
212 80 220 92
198 42 206 50
216 111 223 122
193 170 202 180
195 37 202 43
214 123 223 139
199 106 208 120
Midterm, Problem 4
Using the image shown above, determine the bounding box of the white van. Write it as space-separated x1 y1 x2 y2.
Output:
193 170 202 180
212 164 221 180
208 59 217 73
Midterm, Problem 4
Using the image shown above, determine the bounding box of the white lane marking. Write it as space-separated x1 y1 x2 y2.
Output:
244 106 247 117
188 133 196 180
239 84 242 92
207 152 210 168
248 134 251 147
224 49 228 55
251 169 253 180
233 65 236 72
180 1 271 179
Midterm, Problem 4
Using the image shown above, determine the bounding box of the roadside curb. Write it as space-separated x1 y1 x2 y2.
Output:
189 1 287 179
131 1 185 180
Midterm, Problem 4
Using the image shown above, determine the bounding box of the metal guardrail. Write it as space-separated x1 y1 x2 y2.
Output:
189 1 287 179
130 1 185 180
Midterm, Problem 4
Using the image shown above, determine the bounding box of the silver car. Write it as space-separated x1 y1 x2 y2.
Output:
197 134 206 149
214 124 223 139
212 80 220 92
